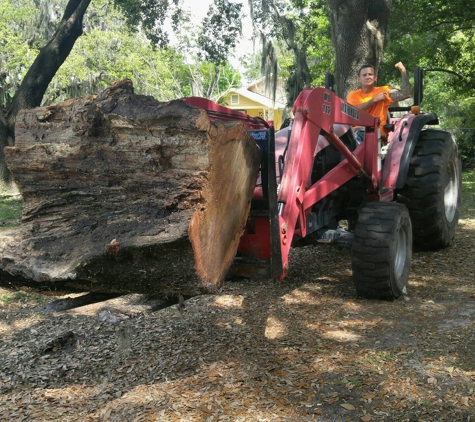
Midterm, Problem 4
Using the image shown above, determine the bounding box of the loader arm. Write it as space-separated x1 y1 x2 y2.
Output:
184 89 385 280
275 88 382 278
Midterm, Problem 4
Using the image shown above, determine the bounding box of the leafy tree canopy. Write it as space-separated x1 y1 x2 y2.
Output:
0 0 242 107
198 0 243 65
0 0 38 104
383 0 475 93
113 0 180 46
381 0 475 168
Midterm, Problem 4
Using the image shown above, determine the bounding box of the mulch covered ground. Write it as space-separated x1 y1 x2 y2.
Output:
1 187 474 421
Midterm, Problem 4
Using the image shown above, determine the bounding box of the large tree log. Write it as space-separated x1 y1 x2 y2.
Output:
0 80 261 297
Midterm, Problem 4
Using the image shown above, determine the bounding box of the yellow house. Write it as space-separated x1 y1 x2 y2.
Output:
219 78 287 130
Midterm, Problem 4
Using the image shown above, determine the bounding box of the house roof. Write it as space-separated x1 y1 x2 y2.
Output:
228 87 286 110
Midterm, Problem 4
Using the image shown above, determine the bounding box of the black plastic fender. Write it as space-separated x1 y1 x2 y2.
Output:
395 113 439 189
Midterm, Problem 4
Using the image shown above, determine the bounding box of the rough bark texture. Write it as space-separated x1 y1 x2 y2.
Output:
327 0 392 98
0 80 261 297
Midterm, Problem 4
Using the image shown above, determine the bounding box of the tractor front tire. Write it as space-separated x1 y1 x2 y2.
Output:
352 202 412 300
397 130 461 250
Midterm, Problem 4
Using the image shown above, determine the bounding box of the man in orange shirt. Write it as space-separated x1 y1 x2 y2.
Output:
347 62 411 143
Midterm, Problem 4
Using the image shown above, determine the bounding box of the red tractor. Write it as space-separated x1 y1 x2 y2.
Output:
184 68 461 300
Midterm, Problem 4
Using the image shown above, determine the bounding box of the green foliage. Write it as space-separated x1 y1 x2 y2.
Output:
0 290 44 305
241 52 262 83
0 196 23 229
113 0 179 46
462 171 475 193
383 0 475 94
41 0 240 103
42 0 188 102
46 30 192 102
423 73 475 170
294 0 333 87
198 0 243 65
0 0 242 109
0 0 39 106
247 0 332 105
382 0 475 168
194 61 242 99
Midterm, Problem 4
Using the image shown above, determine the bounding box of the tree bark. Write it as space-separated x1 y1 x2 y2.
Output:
326 0 392 98
0 80 261 297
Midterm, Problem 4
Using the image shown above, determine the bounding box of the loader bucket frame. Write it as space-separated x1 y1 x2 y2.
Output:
182 97 283 279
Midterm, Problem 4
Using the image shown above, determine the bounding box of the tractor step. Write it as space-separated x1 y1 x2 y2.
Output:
317 227 354 246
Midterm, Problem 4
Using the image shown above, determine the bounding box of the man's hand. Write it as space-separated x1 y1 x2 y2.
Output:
373 91 387 103
352 90 387 111
395 62 406 73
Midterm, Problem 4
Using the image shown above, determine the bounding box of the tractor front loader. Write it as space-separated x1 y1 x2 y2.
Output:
184 68 462 300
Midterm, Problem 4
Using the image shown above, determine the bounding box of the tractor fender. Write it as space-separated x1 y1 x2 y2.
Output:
382 113 438 190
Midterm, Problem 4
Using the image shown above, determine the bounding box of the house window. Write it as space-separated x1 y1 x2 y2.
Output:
231 94 239 105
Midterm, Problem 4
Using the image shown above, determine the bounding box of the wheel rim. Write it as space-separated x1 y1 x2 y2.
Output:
395 225 408 280
444 160 458 222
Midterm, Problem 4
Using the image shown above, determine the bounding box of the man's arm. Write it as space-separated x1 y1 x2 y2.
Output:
389 62 411 102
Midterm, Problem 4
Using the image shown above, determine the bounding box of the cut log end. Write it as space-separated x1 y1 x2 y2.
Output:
1 81 261 297
189 122 261 288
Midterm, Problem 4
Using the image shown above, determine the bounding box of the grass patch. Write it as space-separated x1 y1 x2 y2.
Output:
462 171 475 193
0 195 23 229
0 290 45 305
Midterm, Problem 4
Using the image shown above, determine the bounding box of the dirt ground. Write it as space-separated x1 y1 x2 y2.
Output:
1 184 474 422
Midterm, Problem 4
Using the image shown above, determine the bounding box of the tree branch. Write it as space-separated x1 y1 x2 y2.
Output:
426 68 475 90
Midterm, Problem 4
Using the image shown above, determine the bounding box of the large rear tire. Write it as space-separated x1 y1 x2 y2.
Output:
352 202 412 300
397 130 461 250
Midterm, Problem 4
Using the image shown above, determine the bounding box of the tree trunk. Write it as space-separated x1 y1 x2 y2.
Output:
0 115 14 190
326 0 392 98
0 0 91 187
0 80 261 297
